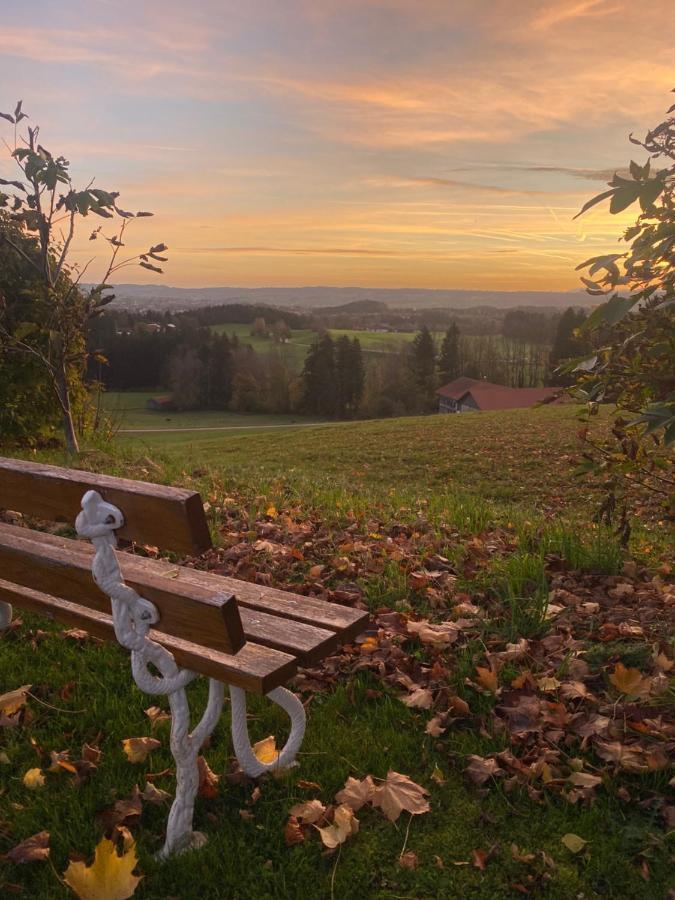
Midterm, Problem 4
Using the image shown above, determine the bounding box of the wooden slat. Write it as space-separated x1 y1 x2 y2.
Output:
0 522 368 643
0 456 212 555
0 526 245 656
0 580 296 694
0 525 339 665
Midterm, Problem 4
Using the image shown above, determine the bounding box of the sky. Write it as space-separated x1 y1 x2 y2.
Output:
0 0 673 291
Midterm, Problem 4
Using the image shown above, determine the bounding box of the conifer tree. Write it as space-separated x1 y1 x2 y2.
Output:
438 321 461 385
409 325 437 411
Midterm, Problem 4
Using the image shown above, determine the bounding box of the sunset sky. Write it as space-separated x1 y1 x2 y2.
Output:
1 0 672 290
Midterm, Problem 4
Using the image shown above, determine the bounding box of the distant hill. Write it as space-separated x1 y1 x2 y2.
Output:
104 284 590 312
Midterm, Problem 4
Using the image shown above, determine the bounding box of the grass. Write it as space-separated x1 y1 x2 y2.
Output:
1 404 672 897
102 391 324 434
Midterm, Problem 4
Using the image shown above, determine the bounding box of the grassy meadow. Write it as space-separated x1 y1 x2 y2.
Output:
1 405 672 898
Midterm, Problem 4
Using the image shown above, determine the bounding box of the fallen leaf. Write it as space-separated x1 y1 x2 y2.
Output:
284 816 305 846
465 755 500 786
567 772 601 789
472 848 488 870
288 799 326 824
561 833 588 854
316 804 359 849
23 768 45 790
371 771 430 822
430 764 445 786
5 831 50 864
475 666 498 693
197 756 219 798
82 744 102 765
97 786 142 832
609 663 650 697
144 707 170 728
0 685 31 716
49 750 77 774
140 782 171 805
335 775 376 811
402 687 433 709
63 837 142 900
121 737 161 764
296 779 322 791
253 735 279 766
425 716 446 737
399 851 418 869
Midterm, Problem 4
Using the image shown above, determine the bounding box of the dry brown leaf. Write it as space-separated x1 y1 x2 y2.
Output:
399 851 419 869
402 687 433 709
609 663 650 697
315 804 359 849
5 831 50 864
288 799 326 824
48 750 77 774
567 772 602 789
63 837 142 900
425 715 446 737
144 706 171 728
430 764 445 786
475 666 498 693
284 816 305 846
335 775 376 811
97 786 142 832
371 771 430 822
197 756 219 798
0 684 31 716
406 619 459 646
82 743 102 765
465 755 500 786
121 737 161 764
140 782 171 805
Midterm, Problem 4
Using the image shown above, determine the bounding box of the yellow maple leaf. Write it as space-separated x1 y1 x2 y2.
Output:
609 662 650 697
266 505 277 518
122 737 161 764
23 768 46 790
253 735 279 766
63 837 142 900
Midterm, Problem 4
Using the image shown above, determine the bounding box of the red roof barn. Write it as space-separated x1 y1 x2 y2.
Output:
437 378 562 413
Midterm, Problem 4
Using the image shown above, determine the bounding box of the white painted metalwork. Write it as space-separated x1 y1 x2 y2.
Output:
75 489 306 856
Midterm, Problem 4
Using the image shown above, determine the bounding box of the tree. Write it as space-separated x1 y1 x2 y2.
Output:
0 213 61 442
549 308 590 383
570 94 675 538
251 317 267 338
408 326 437 411
438 321 461 385
335 335 364 417
301 333 336 415
0 101 168 452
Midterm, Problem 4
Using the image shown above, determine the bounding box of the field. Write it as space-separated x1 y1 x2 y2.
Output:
102 391 323 436
1 406 672 899
210 323 432 370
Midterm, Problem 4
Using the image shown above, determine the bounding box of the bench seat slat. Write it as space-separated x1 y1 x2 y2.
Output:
0 523 368 643
0 524 342 665
0 457 212 555
0 580 296 694
0 525 245 656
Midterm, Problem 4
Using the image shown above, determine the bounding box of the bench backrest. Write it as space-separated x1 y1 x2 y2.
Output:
0 456 247 657
0 457 212 555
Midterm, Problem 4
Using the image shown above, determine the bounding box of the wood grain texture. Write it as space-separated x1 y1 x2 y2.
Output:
0 456 212 555
0 524 341 664
0 526 245 655
0 580 296 693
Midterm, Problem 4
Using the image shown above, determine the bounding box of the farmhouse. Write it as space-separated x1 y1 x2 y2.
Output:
437 377 562 413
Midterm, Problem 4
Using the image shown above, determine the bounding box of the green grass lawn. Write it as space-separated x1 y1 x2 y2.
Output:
102 391 324 435
1 406 672 898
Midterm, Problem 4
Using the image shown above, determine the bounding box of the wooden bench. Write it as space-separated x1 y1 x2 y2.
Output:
0 457 367 857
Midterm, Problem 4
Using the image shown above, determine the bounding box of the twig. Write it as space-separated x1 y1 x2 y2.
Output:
330 842 341 900
26 691 86 715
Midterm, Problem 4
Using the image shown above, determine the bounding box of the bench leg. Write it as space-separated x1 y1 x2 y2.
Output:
0 601 11 629
229 685 306 777
75 489 227 857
